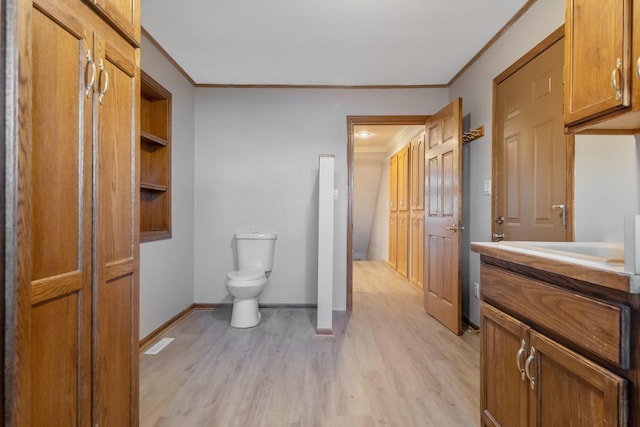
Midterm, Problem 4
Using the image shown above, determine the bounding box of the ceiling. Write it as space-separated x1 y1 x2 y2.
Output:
141 0 529 86
354 125 423 155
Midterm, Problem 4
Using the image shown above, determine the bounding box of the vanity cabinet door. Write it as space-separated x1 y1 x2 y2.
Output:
529 331 627 426
480 303 530 427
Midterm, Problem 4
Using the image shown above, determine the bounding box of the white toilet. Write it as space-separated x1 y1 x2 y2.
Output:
226 232 277 328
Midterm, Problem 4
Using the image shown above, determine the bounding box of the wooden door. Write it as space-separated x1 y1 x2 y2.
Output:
409 213 424 288
529 331 627 426
424 98 462 335
564 0 631 124
410 132 425 211
28 2 93 424
495 39 569 242
389 214 397 268
87 0 140 44
480 303 530 427
397 146 409 211
389 154 398 212
93 28 139 427
397 212 408 278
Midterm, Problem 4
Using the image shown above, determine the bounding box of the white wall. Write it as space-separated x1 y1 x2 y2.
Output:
193 88 448 309
139 35 196 339
368 159 390 261
574 135 639 241
353 156 384 260
451 0 640 325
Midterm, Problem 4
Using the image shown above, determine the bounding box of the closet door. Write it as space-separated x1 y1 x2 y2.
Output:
29 2 93 424
93 29 140 427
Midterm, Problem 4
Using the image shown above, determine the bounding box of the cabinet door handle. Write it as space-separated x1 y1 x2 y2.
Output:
98 59 110 104
85 50 96 98
524 346 536 390
611 58 622 101
516 339 526 381
636 56 640 80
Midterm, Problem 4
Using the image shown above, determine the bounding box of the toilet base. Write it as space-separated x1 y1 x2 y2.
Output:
230 298 261 328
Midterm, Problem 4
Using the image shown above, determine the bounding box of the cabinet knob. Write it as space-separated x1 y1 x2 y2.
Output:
636 56 640 80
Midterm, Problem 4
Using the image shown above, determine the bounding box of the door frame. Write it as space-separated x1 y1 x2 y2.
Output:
492 26 575 242
346 115 429 310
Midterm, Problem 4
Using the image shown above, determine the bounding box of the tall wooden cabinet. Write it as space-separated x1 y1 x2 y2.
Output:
388 134 425 287
388 145 410 278
11 0 140 425
409 132 425 288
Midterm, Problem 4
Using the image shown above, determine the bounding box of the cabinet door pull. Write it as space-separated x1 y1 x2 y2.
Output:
636 56 640 80
85 50 96 97
516 339 526 381
98 59 110 104
611 58 622 101
524 346 536 390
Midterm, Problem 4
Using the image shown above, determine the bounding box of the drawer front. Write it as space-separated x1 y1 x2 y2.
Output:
481 264 630 368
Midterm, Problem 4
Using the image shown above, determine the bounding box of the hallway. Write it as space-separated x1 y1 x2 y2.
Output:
139 261 480 426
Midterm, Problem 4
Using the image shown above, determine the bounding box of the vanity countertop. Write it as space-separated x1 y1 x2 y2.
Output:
471 241 640 294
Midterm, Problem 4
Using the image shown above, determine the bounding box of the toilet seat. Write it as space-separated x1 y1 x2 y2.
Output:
227 270 266 281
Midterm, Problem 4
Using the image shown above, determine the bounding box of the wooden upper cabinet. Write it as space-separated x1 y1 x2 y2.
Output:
633 0 640 112
564 0 640 132
85 0 140 45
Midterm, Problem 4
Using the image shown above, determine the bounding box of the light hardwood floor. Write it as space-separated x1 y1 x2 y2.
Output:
139 261 480 426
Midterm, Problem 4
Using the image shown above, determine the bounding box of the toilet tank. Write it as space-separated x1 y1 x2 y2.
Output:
235 232 277 272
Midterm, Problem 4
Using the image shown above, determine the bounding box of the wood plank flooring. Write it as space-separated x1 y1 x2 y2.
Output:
139 261 480 426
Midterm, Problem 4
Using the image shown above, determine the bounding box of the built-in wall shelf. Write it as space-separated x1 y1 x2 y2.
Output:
140 182 168 192
140 71 172 243
141 130 168 147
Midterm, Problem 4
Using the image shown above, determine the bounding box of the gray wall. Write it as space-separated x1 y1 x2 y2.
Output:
139 35 196 338
353 156 384 260
193 88 448 309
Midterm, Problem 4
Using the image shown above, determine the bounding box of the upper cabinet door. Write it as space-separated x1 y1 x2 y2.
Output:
632 0 640 112
86 0 140 45
564 0 631 125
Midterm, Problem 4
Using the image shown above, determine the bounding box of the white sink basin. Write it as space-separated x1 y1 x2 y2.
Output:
499 241 624 264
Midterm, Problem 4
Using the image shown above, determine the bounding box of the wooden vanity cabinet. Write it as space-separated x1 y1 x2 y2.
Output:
479 260 630 426
481 303 627 427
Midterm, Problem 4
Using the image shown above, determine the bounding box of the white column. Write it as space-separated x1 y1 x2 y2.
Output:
317 155 335 334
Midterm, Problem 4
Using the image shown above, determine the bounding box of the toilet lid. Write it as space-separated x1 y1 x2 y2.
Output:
227 270 266 281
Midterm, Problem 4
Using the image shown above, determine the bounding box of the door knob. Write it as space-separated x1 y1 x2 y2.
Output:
445 224 464 232
552 204 567 227
496 216 505 225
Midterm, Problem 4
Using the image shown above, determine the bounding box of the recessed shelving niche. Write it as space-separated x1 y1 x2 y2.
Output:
140 71 172 242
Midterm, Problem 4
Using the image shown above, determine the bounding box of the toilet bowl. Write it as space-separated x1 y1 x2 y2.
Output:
225 232 277 328
226 270 267 328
